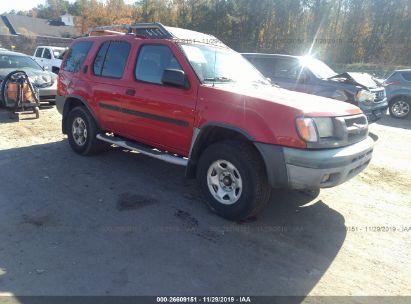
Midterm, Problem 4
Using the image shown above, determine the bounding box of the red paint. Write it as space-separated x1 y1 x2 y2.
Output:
58 35 363 156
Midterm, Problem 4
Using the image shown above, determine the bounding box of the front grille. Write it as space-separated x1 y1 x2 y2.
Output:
343 114 368 145
370 88 386 103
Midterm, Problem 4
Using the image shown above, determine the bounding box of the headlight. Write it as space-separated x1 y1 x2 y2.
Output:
356 89 375 102
296 117 334 143
296 118 318 142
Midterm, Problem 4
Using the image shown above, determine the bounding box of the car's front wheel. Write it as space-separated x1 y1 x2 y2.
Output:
389 97 410 119
197 140 271 221
67 106 106 156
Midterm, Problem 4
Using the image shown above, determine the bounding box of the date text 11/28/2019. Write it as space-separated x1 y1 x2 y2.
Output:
156 297 252 303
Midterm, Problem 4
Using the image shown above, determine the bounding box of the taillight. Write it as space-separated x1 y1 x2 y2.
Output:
383 81 400 86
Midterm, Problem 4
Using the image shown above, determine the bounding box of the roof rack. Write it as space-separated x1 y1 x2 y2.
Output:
88 22 228 48
88 23 174 39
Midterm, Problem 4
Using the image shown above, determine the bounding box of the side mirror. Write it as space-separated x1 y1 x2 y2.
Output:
162 69 188 89
43 66 49 71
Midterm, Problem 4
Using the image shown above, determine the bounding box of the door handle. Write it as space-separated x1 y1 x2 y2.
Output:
125 89 136 96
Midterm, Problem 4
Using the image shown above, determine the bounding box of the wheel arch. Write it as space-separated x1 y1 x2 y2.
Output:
388 94 411 105
62 95 100 134
185 123 270 183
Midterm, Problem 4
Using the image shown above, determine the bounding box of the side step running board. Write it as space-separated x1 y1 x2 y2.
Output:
96 134 188 166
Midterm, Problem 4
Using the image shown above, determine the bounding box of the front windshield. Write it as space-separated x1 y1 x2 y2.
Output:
300 56 337 79
0 54 43 70
180 44 269 85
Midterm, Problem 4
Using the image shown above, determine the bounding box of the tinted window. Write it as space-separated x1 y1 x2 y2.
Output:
402 72 411 81
93 41 130 78
273 59 301 79
135 45 182 84
35 48 43 57
249 57 276 78
43 48 52 59
93 42 110 76
62 41 93 73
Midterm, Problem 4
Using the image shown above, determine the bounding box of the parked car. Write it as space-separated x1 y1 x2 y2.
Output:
56 23 374 221
242 53 388 123
33 46 66 74
383 69 411 119
0 50 57 105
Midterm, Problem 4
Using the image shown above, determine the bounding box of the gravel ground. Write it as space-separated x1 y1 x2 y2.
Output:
0 106 410 298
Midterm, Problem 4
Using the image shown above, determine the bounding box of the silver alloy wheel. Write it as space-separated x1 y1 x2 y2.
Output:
207 160 243 205
392 100 410 117
72 117 88 146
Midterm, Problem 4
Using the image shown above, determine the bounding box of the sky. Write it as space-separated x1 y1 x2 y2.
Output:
0 0 135 14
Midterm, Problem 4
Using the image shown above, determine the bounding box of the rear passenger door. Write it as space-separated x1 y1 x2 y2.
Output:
89 40 132 135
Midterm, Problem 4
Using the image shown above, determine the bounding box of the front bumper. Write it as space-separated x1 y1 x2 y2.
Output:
360 99 388 123
255 136 374 190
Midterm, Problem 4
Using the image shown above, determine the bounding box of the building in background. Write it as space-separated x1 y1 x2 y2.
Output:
0 14 79 54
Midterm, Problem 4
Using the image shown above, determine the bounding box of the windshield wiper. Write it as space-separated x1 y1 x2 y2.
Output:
203 76 234 83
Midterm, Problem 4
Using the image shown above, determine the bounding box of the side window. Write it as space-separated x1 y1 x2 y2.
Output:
401 72 411 82
273 59 301 80
43 48 52 59
93 41 130 78
62 41 93 73
135 45 182 85
250 57 276 78
35 48 43 57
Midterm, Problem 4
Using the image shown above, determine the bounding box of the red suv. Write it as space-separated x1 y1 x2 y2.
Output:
56 23 374 220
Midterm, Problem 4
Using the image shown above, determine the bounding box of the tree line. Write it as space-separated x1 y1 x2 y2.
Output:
7 0 411 66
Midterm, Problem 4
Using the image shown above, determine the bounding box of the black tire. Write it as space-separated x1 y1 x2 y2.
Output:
67 106 106 156
197 140 271 221
389 97 411 119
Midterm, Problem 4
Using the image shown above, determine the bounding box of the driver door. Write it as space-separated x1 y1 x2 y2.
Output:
122 42 197 156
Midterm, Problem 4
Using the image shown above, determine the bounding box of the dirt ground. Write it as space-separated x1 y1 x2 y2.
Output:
0 106 410 298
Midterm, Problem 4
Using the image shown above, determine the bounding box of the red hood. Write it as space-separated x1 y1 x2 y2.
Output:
211 83 362 117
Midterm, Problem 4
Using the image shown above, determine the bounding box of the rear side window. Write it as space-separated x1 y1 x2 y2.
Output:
35 48 43 57
93 41 131 78
43 48 52 59
62 41 93 73
135 45 182 85
401 72 411 81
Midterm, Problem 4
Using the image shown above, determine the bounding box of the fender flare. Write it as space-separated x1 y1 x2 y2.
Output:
185 123 286 187
62 94 101 134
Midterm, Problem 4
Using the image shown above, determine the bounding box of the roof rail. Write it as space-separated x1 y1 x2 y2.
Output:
88 23 174 39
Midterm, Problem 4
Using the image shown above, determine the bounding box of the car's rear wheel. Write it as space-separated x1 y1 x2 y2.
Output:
197 140 271 221
389 97 410 118
67 106 106 156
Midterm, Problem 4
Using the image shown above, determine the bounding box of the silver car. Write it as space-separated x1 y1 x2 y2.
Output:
384 69 411 119
0 50 57 106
